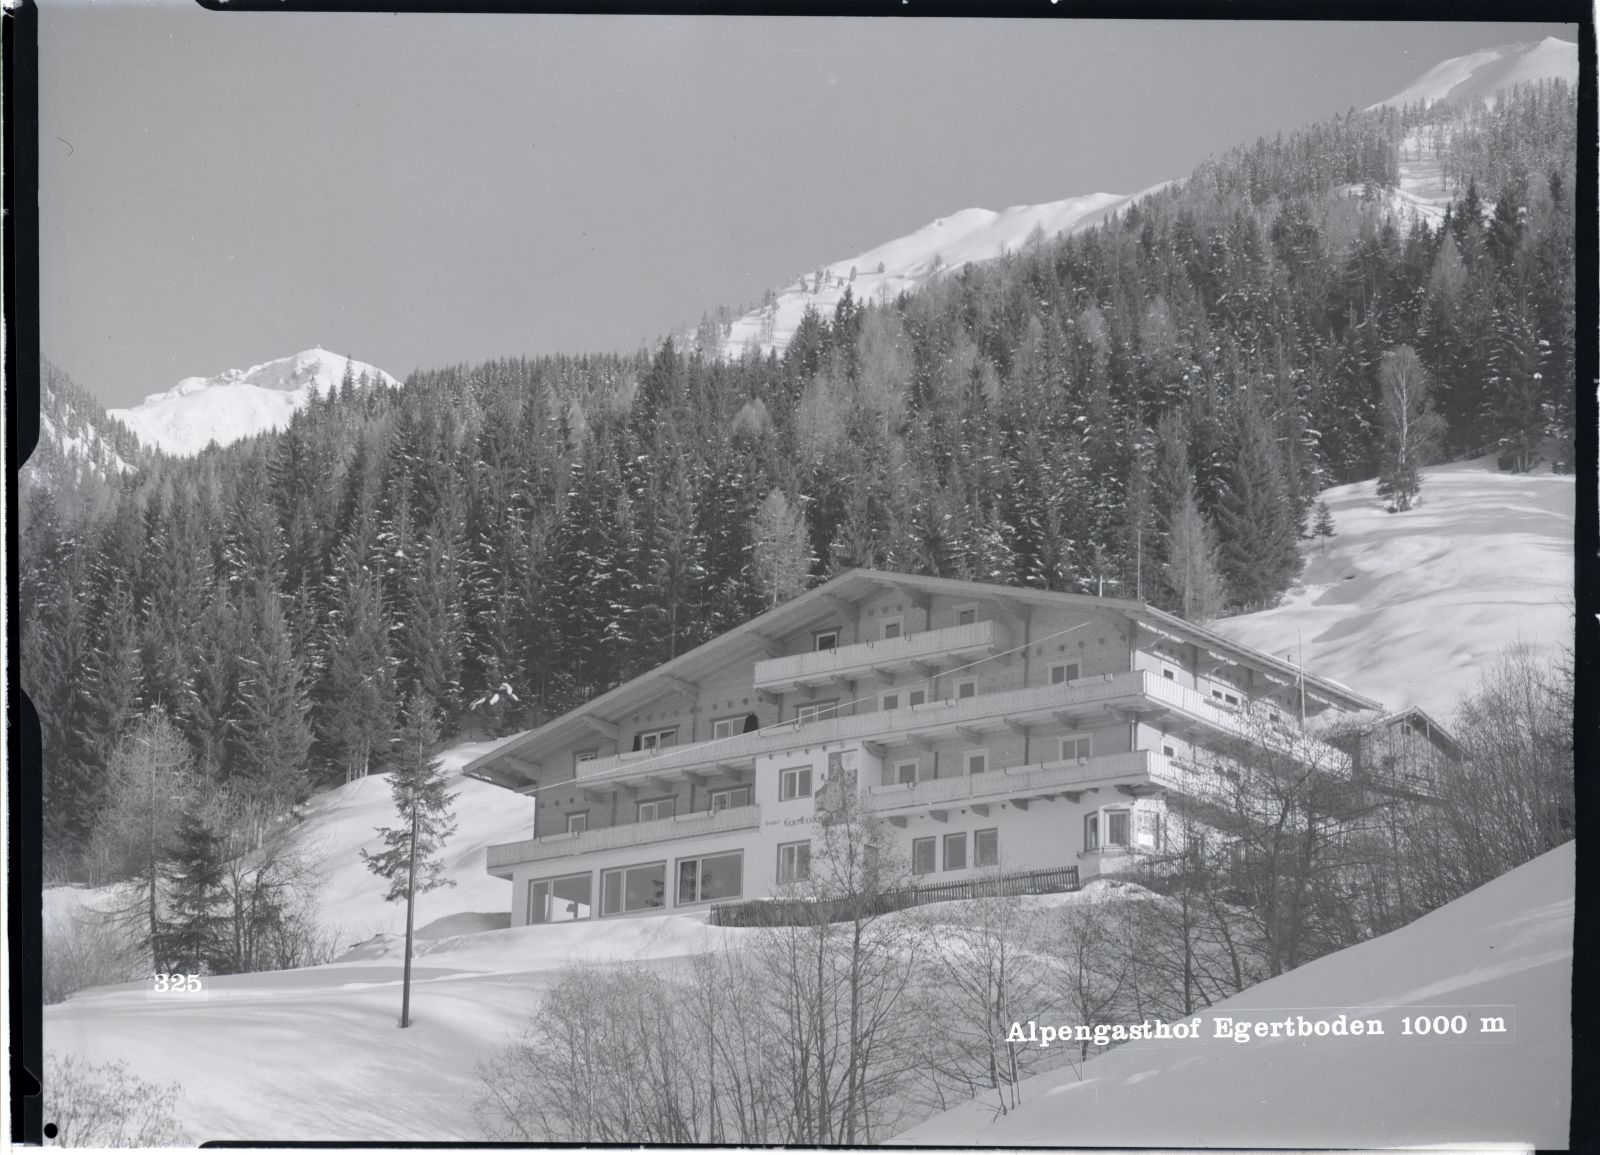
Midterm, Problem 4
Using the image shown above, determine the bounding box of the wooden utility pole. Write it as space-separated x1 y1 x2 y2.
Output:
400 798 419 1028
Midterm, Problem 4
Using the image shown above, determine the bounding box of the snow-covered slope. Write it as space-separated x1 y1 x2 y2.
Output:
708 186 1167 361
894 840 1572 1148
1212 458 1574 720
1370 36 1578 110
108 348 400 457
25 362 145 489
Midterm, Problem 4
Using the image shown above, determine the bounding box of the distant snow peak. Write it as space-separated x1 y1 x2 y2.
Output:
706 185 1167 361
110 348 401 457
1369 37 1577 110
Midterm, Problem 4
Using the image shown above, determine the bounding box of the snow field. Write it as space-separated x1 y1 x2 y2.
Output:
893 841 1572 1148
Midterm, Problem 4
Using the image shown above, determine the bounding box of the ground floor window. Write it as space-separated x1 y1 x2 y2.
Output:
943 831 967 871
1136 809 1161 849
912 836 936 875
778 840 811 883
1086 807 1132 851
600 861 666 916
676 851 743 905
975 827 999 867
528 872 592 924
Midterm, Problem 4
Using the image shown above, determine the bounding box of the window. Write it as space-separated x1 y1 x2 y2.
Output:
778 841 811 883
1083 808 1133 850
1058 734 1092 762
1048 662 1080 685
528 873 592 924
881 616 904 640
600 862 666 916
711 716 743 740
676 851 743 905
566 812 588 835
814 629 839 652
880 682 929 712
779 765 813 800
797 699 839 724
893 759 919 785
1162 743 1177 758
1135 810 1161 850
1163 669 1176 681
637 727 678 751
574 749 598 771
955 678 977 700
954 603 978 627
912 837 936 875
964 749 989 775
709 786 751 811
975 828 999 867
1210 688 1240 709
637 798 676 822
943 832 968 871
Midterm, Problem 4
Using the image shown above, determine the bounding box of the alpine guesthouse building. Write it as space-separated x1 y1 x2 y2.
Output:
465 569 1444 925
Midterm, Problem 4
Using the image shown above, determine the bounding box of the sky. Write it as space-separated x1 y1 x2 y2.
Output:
37 9 1578 408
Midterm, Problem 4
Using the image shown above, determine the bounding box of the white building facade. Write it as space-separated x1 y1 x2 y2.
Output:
465 569 1390 926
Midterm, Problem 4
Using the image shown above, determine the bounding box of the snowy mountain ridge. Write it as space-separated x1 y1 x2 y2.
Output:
1368 36 1577 110
700 185 1168 361
699 37 1574 363
24 362 147 490
108 347 401 457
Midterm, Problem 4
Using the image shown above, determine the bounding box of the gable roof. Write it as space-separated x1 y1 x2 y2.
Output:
462 568 1384 787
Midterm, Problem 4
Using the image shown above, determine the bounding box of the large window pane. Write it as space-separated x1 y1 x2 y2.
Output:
677 852 744 904
625 863 666 911
529 873 592 923
602 862 666 915
699 852 742 901
975 828 999 867
943 832 968 871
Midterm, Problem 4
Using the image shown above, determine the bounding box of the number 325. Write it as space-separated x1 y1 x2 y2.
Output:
152 973 202 992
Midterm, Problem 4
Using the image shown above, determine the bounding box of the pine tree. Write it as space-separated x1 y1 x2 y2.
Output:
1212 403 1302 610
361 690 457 904
319 532 397 783
1313 501 1336 553
229 587 313 806
1163 482 1227 623
156 806 230 974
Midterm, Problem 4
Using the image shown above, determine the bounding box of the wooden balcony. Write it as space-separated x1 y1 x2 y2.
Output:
486 803 762 874
567 671 1344 789
752 619 1011 694
865 749 1175 816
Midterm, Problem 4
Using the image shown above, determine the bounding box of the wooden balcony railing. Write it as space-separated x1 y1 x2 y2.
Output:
486 804 762 870
752 619 1010 691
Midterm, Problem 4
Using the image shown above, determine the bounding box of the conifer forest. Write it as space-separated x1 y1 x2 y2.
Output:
22 84 1576 881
